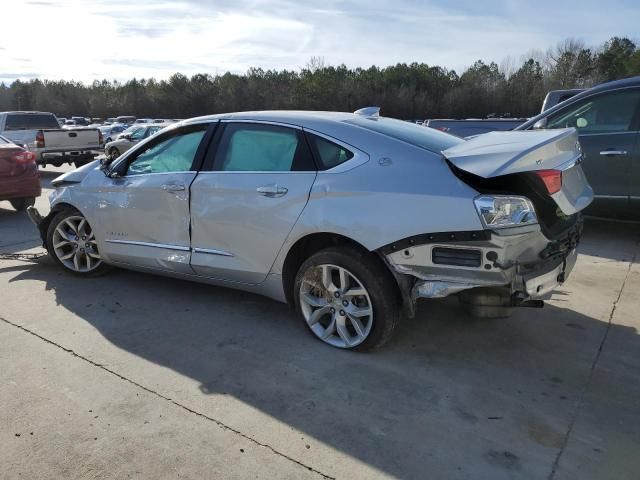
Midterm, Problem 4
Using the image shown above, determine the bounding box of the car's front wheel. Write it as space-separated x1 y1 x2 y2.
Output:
46 209 109 276
293 246 400 351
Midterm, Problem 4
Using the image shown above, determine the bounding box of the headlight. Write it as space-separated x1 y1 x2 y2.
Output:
474 195 537 229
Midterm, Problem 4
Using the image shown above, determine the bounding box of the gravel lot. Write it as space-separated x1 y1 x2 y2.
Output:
1 166 639 479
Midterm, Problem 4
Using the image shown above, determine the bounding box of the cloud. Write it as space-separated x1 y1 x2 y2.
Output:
0 0 636 82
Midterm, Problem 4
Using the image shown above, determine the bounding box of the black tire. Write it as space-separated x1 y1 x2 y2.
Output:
10 197 35 211
46 207 110 276
293 246 400 351
109 147 120 160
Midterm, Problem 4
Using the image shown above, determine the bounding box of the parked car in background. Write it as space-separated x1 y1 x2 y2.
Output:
540 89 585 112
134 118 154 124
0 111 103 168
116 115 136 124
0 134 41 211
152 119 175 124
63 120 77 128
71 117 90 127
516 76 640 219
30 108 592 351
423 118 527 138
99 123 128 143
57 117 67 127
104 123 163 160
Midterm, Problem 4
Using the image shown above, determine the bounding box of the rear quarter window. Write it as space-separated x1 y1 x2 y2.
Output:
5 113 60 130
306 133 354 170
345 116 464 152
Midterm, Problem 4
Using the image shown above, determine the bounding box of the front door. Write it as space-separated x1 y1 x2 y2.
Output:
545 87 640 216
91 124 211 272
190 121 317 284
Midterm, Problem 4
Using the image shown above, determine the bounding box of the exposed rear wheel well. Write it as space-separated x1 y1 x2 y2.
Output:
282 233 398 306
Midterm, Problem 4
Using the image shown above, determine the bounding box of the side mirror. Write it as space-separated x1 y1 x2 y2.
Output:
121 134 131 141
532 117 548 130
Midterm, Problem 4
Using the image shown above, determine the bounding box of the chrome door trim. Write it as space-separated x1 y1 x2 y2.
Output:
580 131 640 138
192 247 235 257
105 239 190 251
593 194 626 199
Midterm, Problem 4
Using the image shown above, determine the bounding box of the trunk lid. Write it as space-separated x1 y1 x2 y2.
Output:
443 128 593 216
443 128 579 178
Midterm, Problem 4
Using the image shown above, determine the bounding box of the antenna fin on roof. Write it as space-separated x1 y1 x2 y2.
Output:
354 106 380 118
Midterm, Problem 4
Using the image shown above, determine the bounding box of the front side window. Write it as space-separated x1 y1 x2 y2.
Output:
127 130 205 175
214 123 314 172
547 89 640 134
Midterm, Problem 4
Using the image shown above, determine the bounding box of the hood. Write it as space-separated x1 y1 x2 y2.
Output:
51 159 100 187
443 128 580 178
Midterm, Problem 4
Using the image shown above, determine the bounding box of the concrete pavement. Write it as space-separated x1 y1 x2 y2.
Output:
0 166 639 479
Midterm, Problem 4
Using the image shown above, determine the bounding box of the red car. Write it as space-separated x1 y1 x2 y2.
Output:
0 135 41 211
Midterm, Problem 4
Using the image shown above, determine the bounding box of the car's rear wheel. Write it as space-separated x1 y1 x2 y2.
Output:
109 147 120 160
10 197 35 212
46 209 108 276
293 246 400 351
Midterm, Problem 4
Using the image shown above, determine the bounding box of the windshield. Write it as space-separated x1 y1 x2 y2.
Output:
345 116 464 153
5 113 60 130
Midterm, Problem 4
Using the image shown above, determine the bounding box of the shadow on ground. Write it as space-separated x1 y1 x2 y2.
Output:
1 239 638 479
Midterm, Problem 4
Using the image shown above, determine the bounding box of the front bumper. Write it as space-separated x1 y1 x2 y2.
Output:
384 221 581 307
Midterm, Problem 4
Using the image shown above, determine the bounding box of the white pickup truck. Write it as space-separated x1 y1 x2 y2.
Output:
0 111 103 167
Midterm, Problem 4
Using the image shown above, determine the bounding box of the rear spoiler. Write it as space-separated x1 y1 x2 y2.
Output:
442 128 580 178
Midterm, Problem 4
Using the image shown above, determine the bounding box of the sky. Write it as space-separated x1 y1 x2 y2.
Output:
0 0 637 83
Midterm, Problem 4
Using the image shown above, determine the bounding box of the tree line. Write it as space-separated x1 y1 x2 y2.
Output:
1 36 638 121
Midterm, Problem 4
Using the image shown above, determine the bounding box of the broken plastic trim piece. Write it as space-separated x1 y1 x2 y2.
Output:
412 280 479 299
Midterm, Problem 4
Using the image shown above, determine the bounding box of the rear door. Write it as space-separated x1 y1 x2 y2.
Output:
544 87 640 215
91 123 213 273
190 121 316 284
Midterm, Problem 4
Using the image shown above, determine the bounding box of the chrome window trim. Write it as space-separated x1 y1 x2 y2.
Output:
192 247 234 257
105 239 190 251
593 194 626 199
120 171 194 178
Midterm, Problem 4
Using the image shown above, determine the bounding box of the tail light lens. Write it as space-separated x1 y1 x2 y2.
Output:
35 130 45 148
13 151 37 164
536 169 562 195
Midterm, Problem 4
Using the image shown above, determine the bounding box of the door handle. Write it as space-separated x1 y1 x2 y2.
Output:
599 149 628 156
161 183 186 192
256 184 288 198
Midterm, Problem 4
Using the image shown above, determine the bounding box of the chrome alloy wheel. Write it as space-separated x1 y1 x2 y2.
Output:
299 264 373 348
52 215 102 272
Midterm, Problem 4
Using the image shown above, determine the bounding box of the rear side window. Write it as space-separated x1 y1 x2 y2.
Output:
214 123 315 172
346 116 464 152
5 113 60 130
306 133 354 170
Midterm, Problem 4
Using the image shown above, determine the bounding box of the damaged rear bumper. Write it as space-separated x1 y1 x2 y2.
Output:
383 221 581 312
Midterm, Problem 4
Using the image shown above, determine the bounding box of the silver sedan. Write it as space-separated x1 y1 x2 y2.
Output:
28 108 593 351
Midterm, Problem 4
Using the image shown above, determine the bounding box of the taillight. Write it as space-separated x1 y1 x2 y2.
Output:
536 169 562 195
35 130 45 148
13 151 37 164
